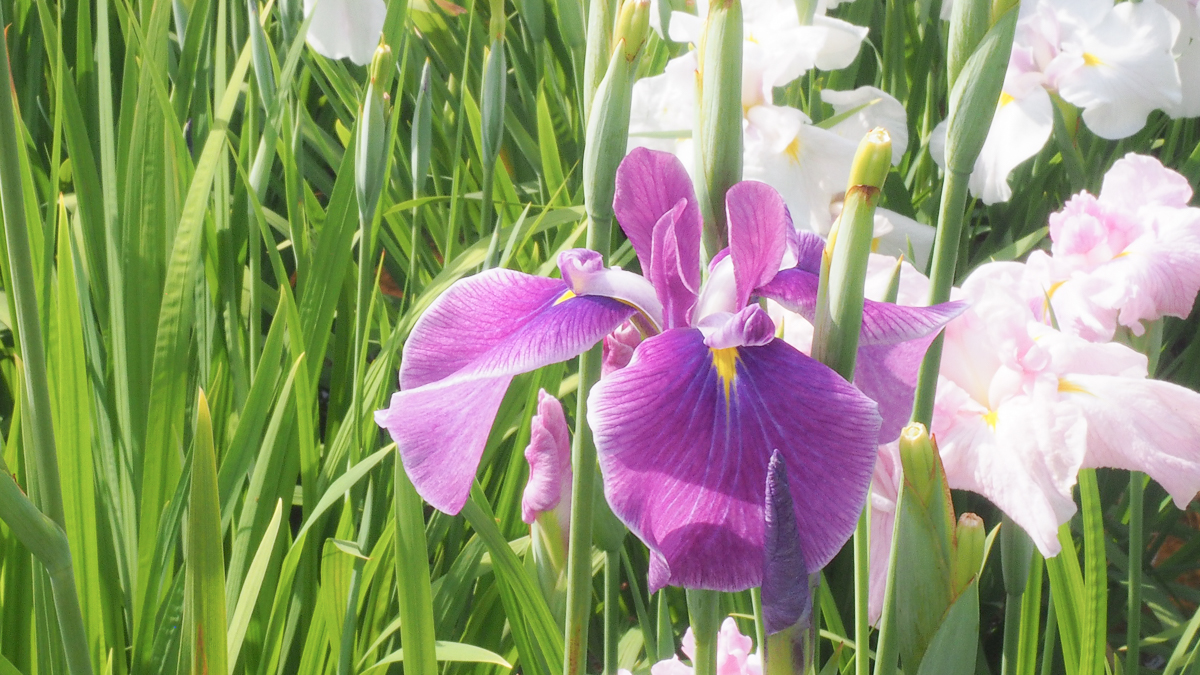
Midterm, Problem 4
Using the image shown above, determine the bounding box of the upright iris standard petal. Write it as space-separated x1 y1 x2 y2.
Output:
650 202 702 328
589 329 881 592
614 147 703 286
400 267 635 389
727 181 791 311
380 267 635 514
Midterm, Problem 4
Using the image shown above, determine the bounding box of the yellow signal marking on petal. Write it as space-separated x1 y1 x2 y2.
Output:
785 137 802 164
1082 52 1104 67
999 91 1015 107
1058 379 1091 395
554 290 576 305
982 409 999 430
711 347 740 402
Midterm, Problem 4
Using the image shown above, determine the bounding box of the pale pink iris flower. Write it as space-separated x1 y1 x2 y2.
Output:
1026 153 1200 342
651 618 762 675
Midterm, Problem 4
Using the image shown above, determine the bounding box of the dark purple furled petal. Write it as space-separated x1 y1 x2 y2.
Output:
757 269 967 347
650 201 700 328
399 268 635 390
613 148 702 285
727 181 790 310
700 305 776 350
522 389 573 524
589 329 881 592
763 451 810 635
376 375 513 514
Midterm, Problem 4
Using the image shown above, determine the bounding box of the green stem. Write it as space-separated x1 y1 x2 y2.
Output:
752 587 766 657
563 341 603 675
853 510 871 675
1127 471 1145 675
911 169 971 427
766 626 796 675
604 551 621 675
687 589 721 675
337 481 374 675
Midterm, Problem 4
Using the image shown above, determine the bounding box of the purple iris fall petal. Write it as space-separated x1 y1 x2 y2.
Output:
399 268 634 389
763 451 810 635
380 266 635 515
727 181 791 311
375 375 513 514
613 147 702 288
856 339 940 444
589 329 881 593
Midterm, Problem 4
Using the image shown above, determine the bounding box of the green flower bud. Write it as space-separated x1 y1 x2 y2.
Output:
584 0 618 121
247 0 278 114
613 0 651 62
812 128 890 379
694 0 743 255
943 7 1017 177
952 513 985 596
412 60 434 197
355 45 392 225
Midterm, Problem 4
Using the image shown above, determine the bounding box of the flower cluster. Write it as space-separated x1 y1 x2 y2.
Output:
867 154 1200 620
629 0 935 265
934 0 1198 203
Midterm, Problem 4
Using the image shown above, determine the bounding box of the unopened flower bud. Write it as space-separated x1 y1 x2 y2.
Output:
951 513 985 596
897 422 939 505
613 0 651 62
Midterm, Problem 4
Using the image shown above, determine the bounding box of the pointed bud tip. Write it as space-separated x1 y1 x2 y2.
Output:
614 0 652 61
847 127 892 192
368 44 392 85
952 512 986 594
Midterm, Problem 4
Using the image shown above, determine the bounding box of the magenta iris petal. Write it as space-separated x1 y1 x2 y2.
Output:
375 375 512 513
792 230 825 274
650 200 700 328
758 268 966 442
399 268 634 389
382 268 635 514
701 305 776 350
763 451 810 635
727 181 790 311
758 268 967 347
589 329 881 592
613 148 702 283
522 389 573 524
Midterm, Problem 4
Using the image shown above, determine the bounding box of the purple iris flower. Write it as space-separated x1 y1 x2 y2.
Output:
374 147 963 592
